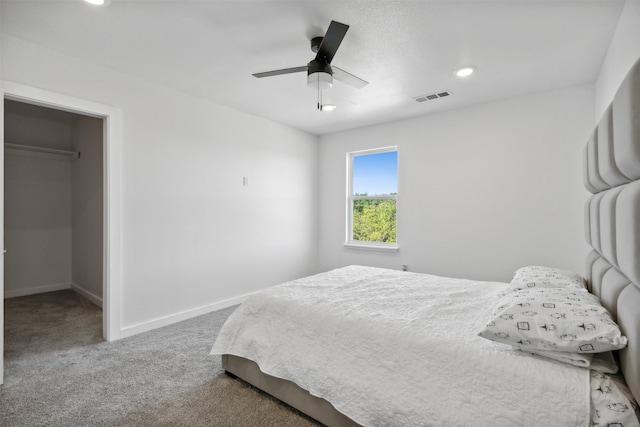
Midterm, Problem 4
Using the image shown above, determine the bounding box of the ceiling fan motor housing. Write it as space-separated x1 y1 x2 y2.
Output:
307 60 333 90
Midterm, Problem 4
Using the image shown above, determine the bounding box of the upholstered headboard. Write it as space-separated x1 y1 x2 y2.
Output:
584 57 640 403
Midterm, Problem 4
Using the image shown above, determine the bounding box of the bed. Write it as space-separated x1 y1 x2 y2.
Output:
211 57 640 427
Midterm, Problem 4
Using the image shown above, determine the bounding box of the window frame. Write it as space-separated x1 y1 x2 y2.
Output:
345 146 399 252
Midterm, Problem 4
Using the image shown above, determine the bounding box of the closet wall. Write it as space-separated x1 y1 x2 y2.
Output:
70 116 103 306
3 100 103 305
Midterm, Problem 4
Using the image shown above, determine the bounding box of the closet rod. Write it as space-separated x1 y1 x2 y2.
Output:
4 143 80 160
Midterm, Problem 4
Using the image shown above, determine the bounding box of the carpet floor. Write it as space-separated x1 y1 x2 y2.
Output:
1 290 321 426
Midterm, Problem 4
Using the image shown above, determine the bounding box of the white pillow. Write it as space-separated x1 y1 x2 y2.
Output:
591 351 619 374
478 287 627 353
524 349 618 373
506 265 587 294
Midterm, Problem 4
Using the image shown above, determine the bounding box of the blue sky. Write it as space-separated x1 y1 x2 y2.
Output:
353 151 398 196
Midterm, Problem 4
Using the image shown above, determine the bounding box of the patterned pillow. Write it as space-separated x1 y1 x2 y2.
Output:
590 371 639 427
505 265 587 294
478 287 627 353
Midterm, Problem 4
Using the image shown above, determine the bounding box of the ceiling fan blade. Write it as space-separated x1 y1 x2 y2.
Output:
315 21 349 64
332 66 368 89
252 66 308 78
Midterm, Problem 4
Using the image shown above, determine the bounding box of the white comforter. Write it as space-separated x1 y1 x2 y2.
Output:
211 265 590 426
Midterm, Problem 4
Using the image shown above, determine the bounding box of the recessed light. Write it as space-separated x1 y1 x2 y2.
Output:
84 0 110 6
454 66 476 78
321 104 336 111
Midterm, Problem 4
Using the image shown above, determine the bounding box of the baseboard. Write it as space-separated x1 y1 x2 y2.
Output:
70 283 103 308
119 292 254 339
4 282 71 299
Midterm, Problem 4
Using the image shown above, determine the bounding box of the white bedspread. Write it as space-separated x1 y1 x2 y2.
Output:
211 265 590 426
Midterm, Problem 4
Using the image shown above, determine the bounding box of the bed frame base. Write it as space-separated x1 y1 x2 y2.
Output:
222 354 361 427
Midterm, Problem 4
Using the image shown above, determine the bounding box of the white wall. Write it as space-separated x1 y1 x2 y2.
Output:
4 111 73 149
71 116 104 305
4 113 73 297
318 85 594 282
594 0 640 121
1 35 319 332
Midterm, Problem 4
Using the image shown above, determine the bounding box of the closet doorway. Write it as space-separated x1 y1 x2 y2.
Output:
1 83 122 385
3 99 105 331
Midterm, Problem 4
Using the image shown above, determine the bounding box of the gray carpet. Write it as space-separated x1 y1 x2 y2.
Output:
1 290 321 426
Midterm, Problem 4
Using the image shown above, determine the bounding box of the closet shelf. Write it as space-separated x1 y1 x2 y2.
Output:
4 143 80 160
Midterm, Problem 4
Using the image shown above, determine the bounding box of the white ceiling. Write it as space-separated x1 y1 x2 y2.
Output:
0 0 625 135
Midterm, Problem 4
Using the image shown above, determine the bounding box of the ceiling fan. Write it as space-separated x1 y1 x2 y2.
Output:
252 20 369 98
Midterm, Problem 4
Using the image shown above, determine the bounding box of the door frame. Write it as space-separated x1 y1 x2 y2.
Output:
1 81 123 384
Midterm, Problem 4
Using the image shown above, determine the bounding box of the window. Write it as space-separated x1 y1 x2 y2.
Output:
346 147 398 250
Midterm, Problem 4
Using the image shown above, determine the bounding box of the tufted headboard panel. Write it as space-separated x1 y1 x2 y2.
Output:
584 57 640 403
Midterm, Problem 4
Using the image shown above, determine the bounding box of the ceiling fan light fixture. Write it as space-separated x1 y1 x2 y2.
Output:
454 66 476 77
307 71 333 91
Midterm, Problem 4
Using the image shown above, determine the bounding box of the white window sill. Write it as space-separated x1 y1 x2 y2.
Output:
344 242 399 252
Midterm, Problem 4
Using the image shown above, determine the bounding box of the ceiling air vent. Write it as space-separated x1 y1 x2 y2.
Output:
413 90 452 103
